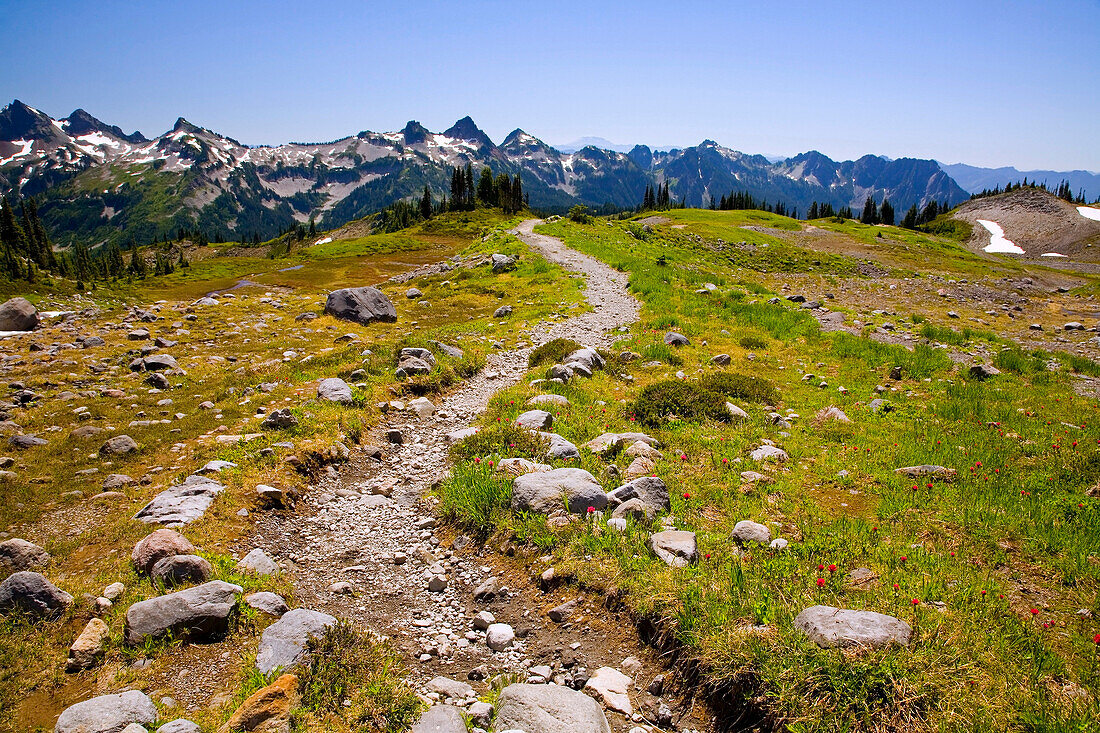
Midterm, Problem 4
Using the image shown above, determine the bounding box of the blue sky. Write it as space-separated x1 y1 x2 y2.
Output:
2 0 1097 170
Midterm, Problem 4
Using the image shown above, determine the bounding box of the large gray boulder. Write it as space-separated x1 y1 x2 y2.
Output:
649 531 697 568
157 721 200 733
0 538 50 571
324 286 397 325
54 690 157 733
794 605 912 649
150 554 213 587
124 580 242 644
562 347 605 375
512 468 606 514
0 297 38 331
491 253 516 273
491 683 610 733
316 377 353 405
516 409 553 430
132 475 224 526
606 477 669 510
0 571 72 617
131 529 195 574
542 433 580 460
256 608 337 674
731 520 771 545
412 704 467 733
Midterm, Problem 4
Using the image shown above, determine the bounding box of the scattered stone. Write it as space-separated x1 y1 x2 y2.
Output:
54 690 157 733
102 474 134 490
0 538 50 571
316 377 353 404
244 592 289 617
663 332 690 346
406 287 423 299
496 457 552 477
794 605 912 649
220 673 298 733
648 531 697 568
412 704 466 733
527 394 569 407
711 353 731 366
407 396 437 418
66 618 110 672
486 622 515 651
0 297 39 331
256 608 338 674
606 476 669 511
323 286 397 325
9 434 47 449
494 305 513 318
750 445 788 462
238 548 279 575
492 683 611 733
0 570 72 617
894 465 957 481
584 666 633 715
261 409 298 430
100 435 139 456
731 520 771 545
427 676 476 700
516 409 553 430
512 468 607 514
817 406 850 423
548 599 579 622
133 474 225 526
130 530 191 576
473 610 495 630
491 253 516 272
151 554 213 587
159 721 201 733
125 580 242 645
968 363 1000 380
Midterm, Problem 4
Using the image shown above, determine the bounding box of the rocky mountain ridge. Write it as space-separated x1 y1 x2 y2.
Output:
1 99 967 247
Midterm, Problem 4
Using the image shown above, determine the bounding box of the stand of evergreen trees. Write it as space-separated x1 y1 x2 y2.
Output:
710 190 795 219
449 164 525 214
640 182 675 211
1 196 59 283
969 178 1093 205
857 195 895 225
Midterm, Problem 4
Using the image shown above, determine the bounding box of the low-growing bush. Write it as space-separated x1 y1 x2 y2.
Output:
738 335 768 350
529 338 584 368
296 622 421 732
451 423 545 460
700 372 780 404
628 380 729 426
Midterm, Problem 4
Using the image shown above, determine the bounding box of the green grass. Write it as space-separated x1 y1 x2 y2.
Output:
432 210 1100 733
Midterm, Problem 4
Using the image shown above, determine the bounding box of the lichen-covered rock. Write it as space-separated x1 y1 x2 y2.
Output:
794 605 912 649
124 580 242 645
0 571 72 617
0 297 38 331
323 287 397 325
491 683 610 733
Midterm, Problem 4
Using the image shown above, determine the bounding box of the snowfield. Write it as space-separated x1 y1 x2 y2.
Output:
1077 206 1100 222
977 219 1025 254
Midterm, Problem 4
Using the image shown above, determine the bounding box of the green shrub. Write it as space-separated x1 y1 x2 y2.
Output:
640 342 683 367
738 335 768 350
993 347 1046 375
528 338 584 368
450 423 545 460
436 459 513 535
699 372 780 404
628 380 729 426
297 622 421 732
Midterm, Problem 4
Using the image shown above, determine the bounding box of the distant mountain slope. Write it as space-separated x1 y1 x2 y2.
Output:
940 162 1100 202
951 187 1100 261
1 99 972 248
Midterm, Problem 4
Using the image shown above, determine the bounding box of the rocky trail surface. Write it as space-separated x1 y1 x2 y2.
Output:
250 222 711 730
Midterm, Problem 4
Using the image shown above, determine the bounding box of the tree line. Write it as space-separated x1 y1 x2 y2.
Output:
710 190 796 219
970 178 1094 205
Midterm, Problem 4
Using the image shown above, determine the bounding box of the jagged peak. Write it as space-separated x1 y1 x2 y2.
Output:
65 108 148 144
172 117 201 134
401 120 429 144
0 99 62 142
443 116 494 148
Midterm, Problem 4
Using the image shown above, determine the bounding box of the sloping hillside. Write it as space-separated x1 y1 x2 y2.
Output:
952 187 1100 261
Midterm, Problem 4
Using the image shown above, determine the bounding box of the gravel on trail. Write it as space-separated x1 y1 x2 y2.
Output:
249 220 676 728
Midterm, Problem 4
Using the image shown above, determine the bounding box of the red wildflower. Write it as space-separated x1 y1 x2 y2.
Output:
912 598 920 605
828 564 837 573
1030 608 1039 615
682 492 691 499
587 506 595 513
816 578 825 587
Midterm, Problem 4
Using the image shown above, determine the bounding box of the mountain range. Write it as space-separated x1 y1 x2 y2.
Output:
938 162 1099 202
1 99 972 247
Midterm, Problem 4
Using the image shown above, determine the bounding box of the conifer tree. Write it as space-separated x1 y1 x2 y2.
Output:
464 163 475 207
419 185 433 219
129 246 146 278
511 174 523 213
860 195 879 225
880 198 894 226
477 166 496 205
808 201 819 219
